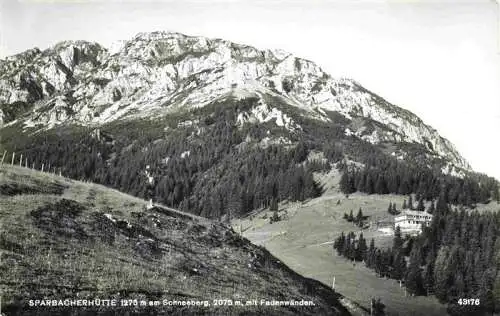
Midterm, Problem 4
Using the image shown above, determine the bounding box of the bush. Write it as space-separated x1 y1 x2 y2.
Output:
282 79 293 93
269 211 280 224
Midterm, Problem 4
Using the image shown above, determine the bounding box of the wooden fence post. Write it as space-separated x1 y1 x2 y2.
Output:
11 152 15 165
19 154 22 167
25 157 28 168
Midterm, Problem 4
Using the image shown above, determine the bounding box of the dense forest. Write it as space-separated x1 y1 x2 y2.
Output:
339 160 499 207
1 96 498 219
334 198 500 316
1 98 325 219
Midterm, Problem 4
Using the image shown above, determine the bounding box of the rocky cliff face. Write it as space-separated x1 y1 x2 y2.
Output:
0 31 470 170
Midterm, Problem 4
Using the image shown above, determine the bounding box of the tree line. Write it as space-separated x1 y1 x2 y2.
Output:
339 163 499 207
334 197 500 315
343 208 368 228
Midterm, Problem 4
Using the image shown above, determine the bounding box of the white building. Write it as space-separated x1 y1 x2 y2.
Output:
394 209 433 235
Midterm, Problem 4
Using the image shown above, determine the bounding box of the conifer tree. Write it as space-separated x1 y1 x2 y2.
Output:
406 246 424 295
478 268 496 314
270 197 278 212
356 208 364 227
348 209 354 223
334 232 346 256
393 225 403 251
340 171 355 194
364 172 374 194
433 246 451 301
392 251 407 281
493 186 500 203
371 298 386 316
358 232 368 261
374 249 383 276
375 176 388 194
423 261 435 296
270 210 280 223
436 190 448 213
408 195 414 210
417 198 425 212
428 200 435 214
453 273 465 300
344 233 353 260
366 238 376 268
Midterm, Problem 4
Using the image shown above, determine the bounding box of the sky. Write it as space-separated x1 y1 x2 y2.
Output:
1 0 499 180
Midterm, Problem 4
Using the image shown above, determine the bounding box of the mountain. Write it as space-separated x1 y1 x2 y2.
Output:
0 164 352 315
0 31 469 168
0 31 498 219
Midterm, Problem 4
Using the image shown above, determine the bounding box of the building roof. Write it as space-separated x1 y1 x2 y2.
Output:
395 209 433 218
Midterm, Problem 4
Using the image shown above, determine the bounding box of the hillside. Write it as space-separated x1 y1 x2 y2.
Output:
0 164 351 316
233 170 500 316
233 177 444 316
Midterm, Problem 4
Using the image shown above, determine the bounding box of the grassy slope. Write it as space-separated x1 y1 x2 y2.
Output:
0 164 350 316
233 168 459 316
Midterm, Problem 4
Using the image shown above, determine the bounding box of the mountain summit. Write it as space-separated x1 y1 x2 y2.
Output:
0 31 469 170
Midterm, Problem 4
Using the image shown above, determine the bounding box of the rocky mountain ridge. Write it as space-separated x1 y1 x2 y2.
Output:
0 31 470 170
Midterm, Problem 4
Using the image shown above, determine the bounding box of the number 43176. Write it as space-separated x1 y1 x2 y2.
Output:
458 298 480 306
